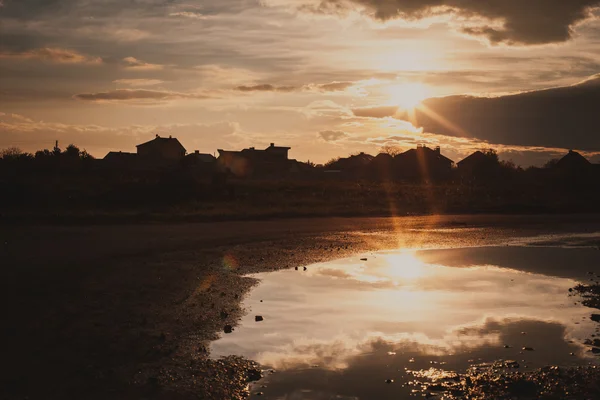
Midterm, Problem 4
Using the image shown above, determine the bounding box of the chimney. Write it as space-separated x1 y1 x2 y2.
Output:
435 146 441 154
195 150 199 154
169 135 172 139
270 143 275 147
156 134 159 138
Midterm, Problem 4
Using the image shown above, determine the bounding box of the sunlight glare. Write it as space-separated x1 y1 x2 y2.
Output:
386 83 431 110
385 252 426 280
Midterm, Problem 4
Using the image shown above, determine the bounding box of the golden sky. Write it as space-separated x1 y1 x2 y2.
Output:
1 0 600 165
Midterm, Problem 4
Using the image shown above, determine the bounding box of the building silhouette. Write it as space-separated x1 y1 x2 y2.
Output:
217 143 293 177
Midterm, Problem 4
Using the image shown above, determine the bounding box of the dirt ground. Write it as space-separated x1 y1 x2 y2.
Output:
2 214 600 399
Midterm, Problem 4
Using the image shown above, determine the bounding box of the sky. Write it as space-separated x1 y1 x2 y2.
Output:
1 0 600 166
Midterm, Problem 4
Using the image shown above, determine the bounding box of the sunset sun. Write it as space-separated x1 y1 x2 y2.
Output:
386 83 431 110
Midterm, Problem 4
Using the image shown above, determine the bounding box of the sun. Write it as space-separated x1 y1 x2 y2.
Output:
386 82 431 110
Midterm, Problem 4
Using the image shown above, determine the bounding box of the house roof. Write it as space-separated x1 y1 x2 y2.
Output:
328 152 374 170
136 136 186 152
186 152 216 162
555 150 591 168
457 151 488 166
218 143 291 157
397 146 454 164
103 151 137 160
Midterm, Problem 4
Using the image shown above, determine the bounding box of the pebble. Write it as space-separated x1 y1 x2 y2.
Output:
255 315 264 322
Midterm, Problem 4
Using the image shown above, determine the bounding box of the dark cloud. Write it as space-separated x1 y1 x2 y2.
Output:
319 130 349 141
235 84 297 92
121 56 164 70
235 81 356 93
0 47 102 64
351 105 398 118
310 0 600 45
396 74 600 151
313 81 354 92
73 89 212 101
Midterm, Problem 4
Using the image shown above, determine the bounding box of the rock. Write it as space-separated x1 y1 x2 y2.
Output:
385 379 394 384
224 325 233 334
522 347 534 351
247 368 262 382
360 258 367 261
220 311 229 319
294 266 298 270
255 392 264 396
303 267 307 271
591 314 600 323
504 345 511 348
255 315 264 322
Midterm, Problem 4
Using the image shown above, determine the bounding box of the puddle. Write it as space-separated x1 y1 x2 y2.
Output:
211 246 600 399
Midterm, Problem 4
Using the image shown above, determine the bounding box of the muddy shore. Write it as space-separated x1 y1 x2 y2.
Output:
2 214 600 399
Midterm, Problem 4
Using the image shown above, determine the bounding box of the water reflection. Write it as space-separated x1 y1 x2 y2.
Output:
210 246 599 399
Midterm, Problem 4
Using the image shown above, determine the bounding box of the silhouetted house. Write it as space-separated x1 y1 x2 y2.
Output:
103 134 187 171
103 151 139 169
217 143 293 178
136 135 186 161
554 150 591 171
457 151 500 181
394 145 453 182
185 150 216 164
367 153 394 180
550 150 594 185
327 152 374 178
183 150 216 176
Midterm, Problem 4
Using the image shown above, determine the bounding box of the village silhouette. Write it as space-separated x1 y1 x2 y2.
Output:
1 135 600 220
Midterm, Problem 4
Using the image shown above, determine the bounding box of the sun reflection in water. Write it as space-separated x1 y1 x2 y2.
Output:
384 252 427 281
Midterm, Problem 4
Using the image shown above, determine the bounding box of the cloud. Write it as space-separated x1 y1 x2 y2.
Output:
303 0 600 45
234 81 356 93
73 89 212 102
121 56 164 71
235 84 297 92
352 105 398 118
169 12 209 19
392 74 600 151
319 130 349 141
0 47 102 64
310 81 355 92
113 79 165 87
195 64 264 85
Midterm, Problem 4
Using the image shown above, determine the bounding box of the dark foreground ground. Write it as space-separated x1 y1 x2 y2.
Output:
2 215 600 399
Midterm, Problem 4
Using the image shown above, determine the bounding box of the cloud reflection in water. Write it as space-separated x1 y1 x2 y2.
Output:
210 246 599 399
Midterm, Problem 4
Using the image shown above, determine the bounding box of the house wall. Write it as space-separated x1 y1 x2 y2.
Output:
137 141 185 160
265 147 289 159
